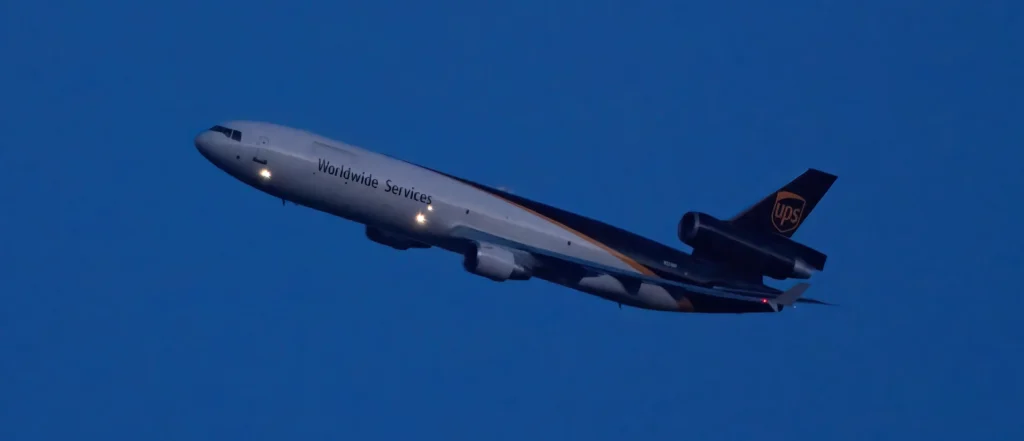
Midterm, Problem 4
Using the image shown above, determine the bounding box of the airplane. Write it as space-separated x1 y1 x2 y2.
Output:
194 121 838 314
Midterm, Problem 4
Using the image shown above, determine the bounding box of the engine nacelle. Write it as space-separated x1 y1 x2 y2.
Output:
678 212 824 280
463 243 532 282
365 226 431 250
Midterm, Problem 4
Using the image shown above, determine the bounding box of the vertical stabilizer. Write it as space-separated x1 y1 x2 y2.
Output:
728 169 837 238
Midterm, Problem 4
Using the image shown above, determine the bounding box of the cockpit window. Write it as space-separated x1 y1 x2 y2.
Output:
209 125 243 142
210 125 232 137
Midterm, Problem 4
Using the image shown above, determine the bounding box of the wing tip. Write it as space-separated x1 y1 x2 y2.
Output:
796 297 836 306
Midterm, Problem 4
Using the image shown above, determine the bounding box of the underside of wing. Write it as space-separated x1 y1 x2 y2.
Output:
448 225 817 309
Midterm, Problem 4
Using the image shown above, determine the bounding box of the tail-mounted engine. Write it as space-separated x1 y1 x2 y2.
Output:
678 212 826 280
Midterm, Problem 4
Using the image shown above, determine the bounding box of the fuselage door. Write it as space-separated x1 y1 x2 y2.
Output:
250 134 317 204
253 135 271 165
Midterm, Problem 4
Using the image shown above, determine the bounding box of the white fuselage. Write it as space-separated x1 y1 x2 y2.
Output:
195 121 689 311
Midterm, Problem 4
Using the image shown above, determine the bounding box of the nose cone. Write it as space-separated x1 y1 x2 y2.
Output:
194 130 218 160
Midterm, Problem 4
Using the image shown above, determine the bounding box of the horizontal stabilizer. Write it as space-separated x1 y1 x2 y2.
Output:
768 283 809 312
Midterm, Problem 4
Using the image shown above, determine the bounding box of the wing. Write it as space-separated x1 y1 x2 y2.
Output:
449 226 813 311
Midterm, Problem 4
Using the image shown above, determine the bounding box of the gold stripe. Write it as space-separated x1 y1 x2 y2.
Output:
494 196 658 277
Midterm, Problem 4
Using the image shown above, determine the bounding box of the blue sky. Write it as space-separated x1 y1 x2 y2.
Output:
1 0 1022 439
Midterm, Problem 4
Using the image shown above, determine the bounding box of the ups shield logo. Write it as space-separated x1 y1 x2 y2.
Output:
771 191 806 233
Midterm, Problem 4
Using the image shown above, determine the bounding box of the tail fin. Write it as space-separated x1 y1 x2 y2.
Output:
728 169 837 238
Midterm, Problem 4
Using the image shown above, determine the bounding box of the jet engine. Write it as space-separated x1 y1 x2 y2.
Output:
365 226 431 250
677 212 825 280
463 243 532 282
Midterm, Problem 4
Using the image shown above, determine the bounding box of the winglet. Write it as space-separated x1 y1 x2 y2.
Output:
768 283 810 312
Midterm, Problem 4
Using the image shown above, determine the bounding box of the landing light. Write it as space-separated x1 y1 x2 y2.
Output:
415 213 427 224
427 204 433 211
259 168 272 180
